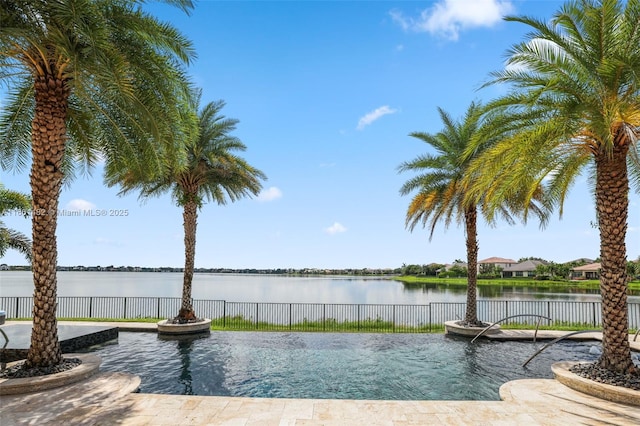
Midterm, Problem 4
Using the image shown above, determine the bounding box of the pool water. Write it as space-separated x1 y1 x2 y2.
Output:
90 331 603 401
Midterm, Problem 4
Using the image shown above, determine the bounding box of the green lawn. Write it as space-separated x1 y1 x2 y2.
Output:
394 275 640 291
11 316 630 333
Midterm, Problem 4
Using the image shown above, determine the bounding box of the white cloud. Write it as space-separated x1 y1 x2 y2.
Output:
390 0 513 41
65 199 95 211
324 222 347 235
257 186 283 202
357 105 398 130
389 10 410 31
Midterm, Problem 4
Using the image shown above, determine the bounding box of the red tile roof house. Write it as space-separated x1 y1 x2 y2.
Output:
477 257 517 273
570 262 601 280
501 259 546 278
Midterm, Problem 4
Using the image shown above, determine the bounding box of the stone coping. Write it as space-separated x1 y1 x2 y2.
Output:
157 318 211 335
0 353 101 395
444 320 501 337
552 361 640 406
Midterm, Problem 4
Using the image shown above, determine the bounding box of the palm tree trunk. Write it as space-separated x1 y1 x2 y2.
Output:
179 198 198 319
464 205 480 326
594 141 634 374
25 74 68 368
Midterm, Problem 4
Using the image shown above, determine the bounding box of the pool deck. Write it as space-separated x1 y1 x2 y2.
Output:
1 321 640 425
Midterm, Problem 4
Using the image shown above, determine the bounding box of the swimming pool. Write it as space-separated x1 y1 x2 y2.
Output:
90 331 604 401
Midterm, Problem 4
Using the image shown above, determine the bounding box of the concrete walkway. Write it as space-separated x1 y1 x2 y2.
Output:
2 322 640 425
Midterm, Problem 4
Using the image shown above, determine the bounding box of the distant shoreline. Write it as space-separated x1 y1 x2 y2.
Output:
0 267 400 276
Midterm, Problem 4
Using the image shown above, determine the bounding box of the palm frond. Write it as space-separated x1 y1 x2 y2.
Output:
0 224 32 263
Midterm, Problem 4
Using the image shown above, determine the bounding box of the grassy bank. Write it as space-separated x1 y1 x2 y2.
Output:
11 317 629 333
395 275 640 291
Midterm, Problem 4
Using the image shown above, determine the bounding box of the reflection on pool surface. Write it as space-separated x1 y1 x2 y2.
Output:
90 331 602 401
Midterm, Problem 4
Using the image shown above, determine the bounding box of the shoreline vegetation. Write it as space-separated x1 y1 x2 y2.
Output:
0 265 401 275
3 267 639 289
395 275 640 291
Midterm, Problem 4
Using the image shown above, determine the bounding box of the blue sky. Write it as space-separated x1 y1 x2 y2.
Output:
1 0 639 269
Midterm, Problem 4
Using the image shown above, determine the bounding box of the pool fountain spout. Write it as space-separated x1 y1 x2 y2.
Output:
522 329 601 367
470 314 552 344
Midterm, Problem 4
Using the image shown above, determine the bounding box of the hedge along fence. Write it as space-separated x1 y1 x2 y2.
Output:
1 297 639 333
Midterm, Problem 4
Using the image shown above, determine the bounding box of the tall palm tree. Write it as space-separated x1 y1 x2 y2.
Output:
398 102 547 327
466 0 640 374
0 0 195 369
0 184 32 262
109 94 266 321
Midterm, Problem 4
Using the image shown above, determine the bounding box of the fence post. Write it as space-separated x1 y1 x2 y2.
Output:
89 297 93 318
547 301 550 321
592 302 597 328
223 301 226 328
16 297 20 318
256 303 259 329
123 297 127 319
505 300 509 321
357 305 360 331
289 303 292 330
392 305 396 333
157 298 161 319
323 304 326 331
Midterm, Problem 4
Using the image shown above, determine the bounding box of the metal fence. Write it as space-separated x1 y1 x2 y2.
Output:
1 296 639 332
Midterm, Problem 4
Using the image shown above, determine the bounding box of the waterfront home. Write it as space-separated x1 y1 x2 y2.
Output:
501 259 545 278
439 261 468 272
570 262 601 280
477 257 516 273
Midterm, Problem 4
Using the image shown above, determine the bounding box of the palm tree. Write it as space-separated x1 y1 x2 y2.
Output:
398 102 547 327
466 0 640 374
0 0 195 368
0 184 32 262
109 94 266 322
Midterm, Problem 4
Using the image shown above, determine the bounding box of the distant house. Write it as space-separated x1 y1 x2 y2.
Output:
0 264 8 271
477 257 516 273
443 262 468 271
571 262 601 280
501 260 545 278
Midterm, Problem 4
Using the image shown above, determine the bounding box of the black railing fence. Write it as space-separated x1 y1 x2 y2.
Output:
1 296 639 332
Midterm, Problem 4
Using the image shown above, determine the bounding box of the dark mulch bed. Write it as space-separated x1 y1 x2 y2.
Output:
0 358 82 379
456 320 492 328
570 362 640 391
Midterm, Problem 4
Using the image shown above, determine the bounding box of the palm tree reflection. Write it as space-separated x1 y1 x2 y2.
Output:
159 333 209 395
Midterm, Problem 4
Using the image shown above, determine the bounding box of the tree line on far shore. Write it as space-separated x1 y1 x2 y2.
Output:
401 257 640 280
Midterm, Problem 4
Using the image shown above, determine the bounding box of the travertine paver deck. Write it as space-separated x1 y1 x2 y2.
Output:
1 372 640 425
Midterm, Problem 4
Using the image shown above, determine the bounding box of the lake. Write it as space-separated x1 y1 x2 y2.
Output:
1 271 635 304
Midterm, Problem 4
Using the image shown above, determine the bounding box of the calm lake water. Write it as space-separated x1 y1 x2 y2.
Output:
2 271 636 304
